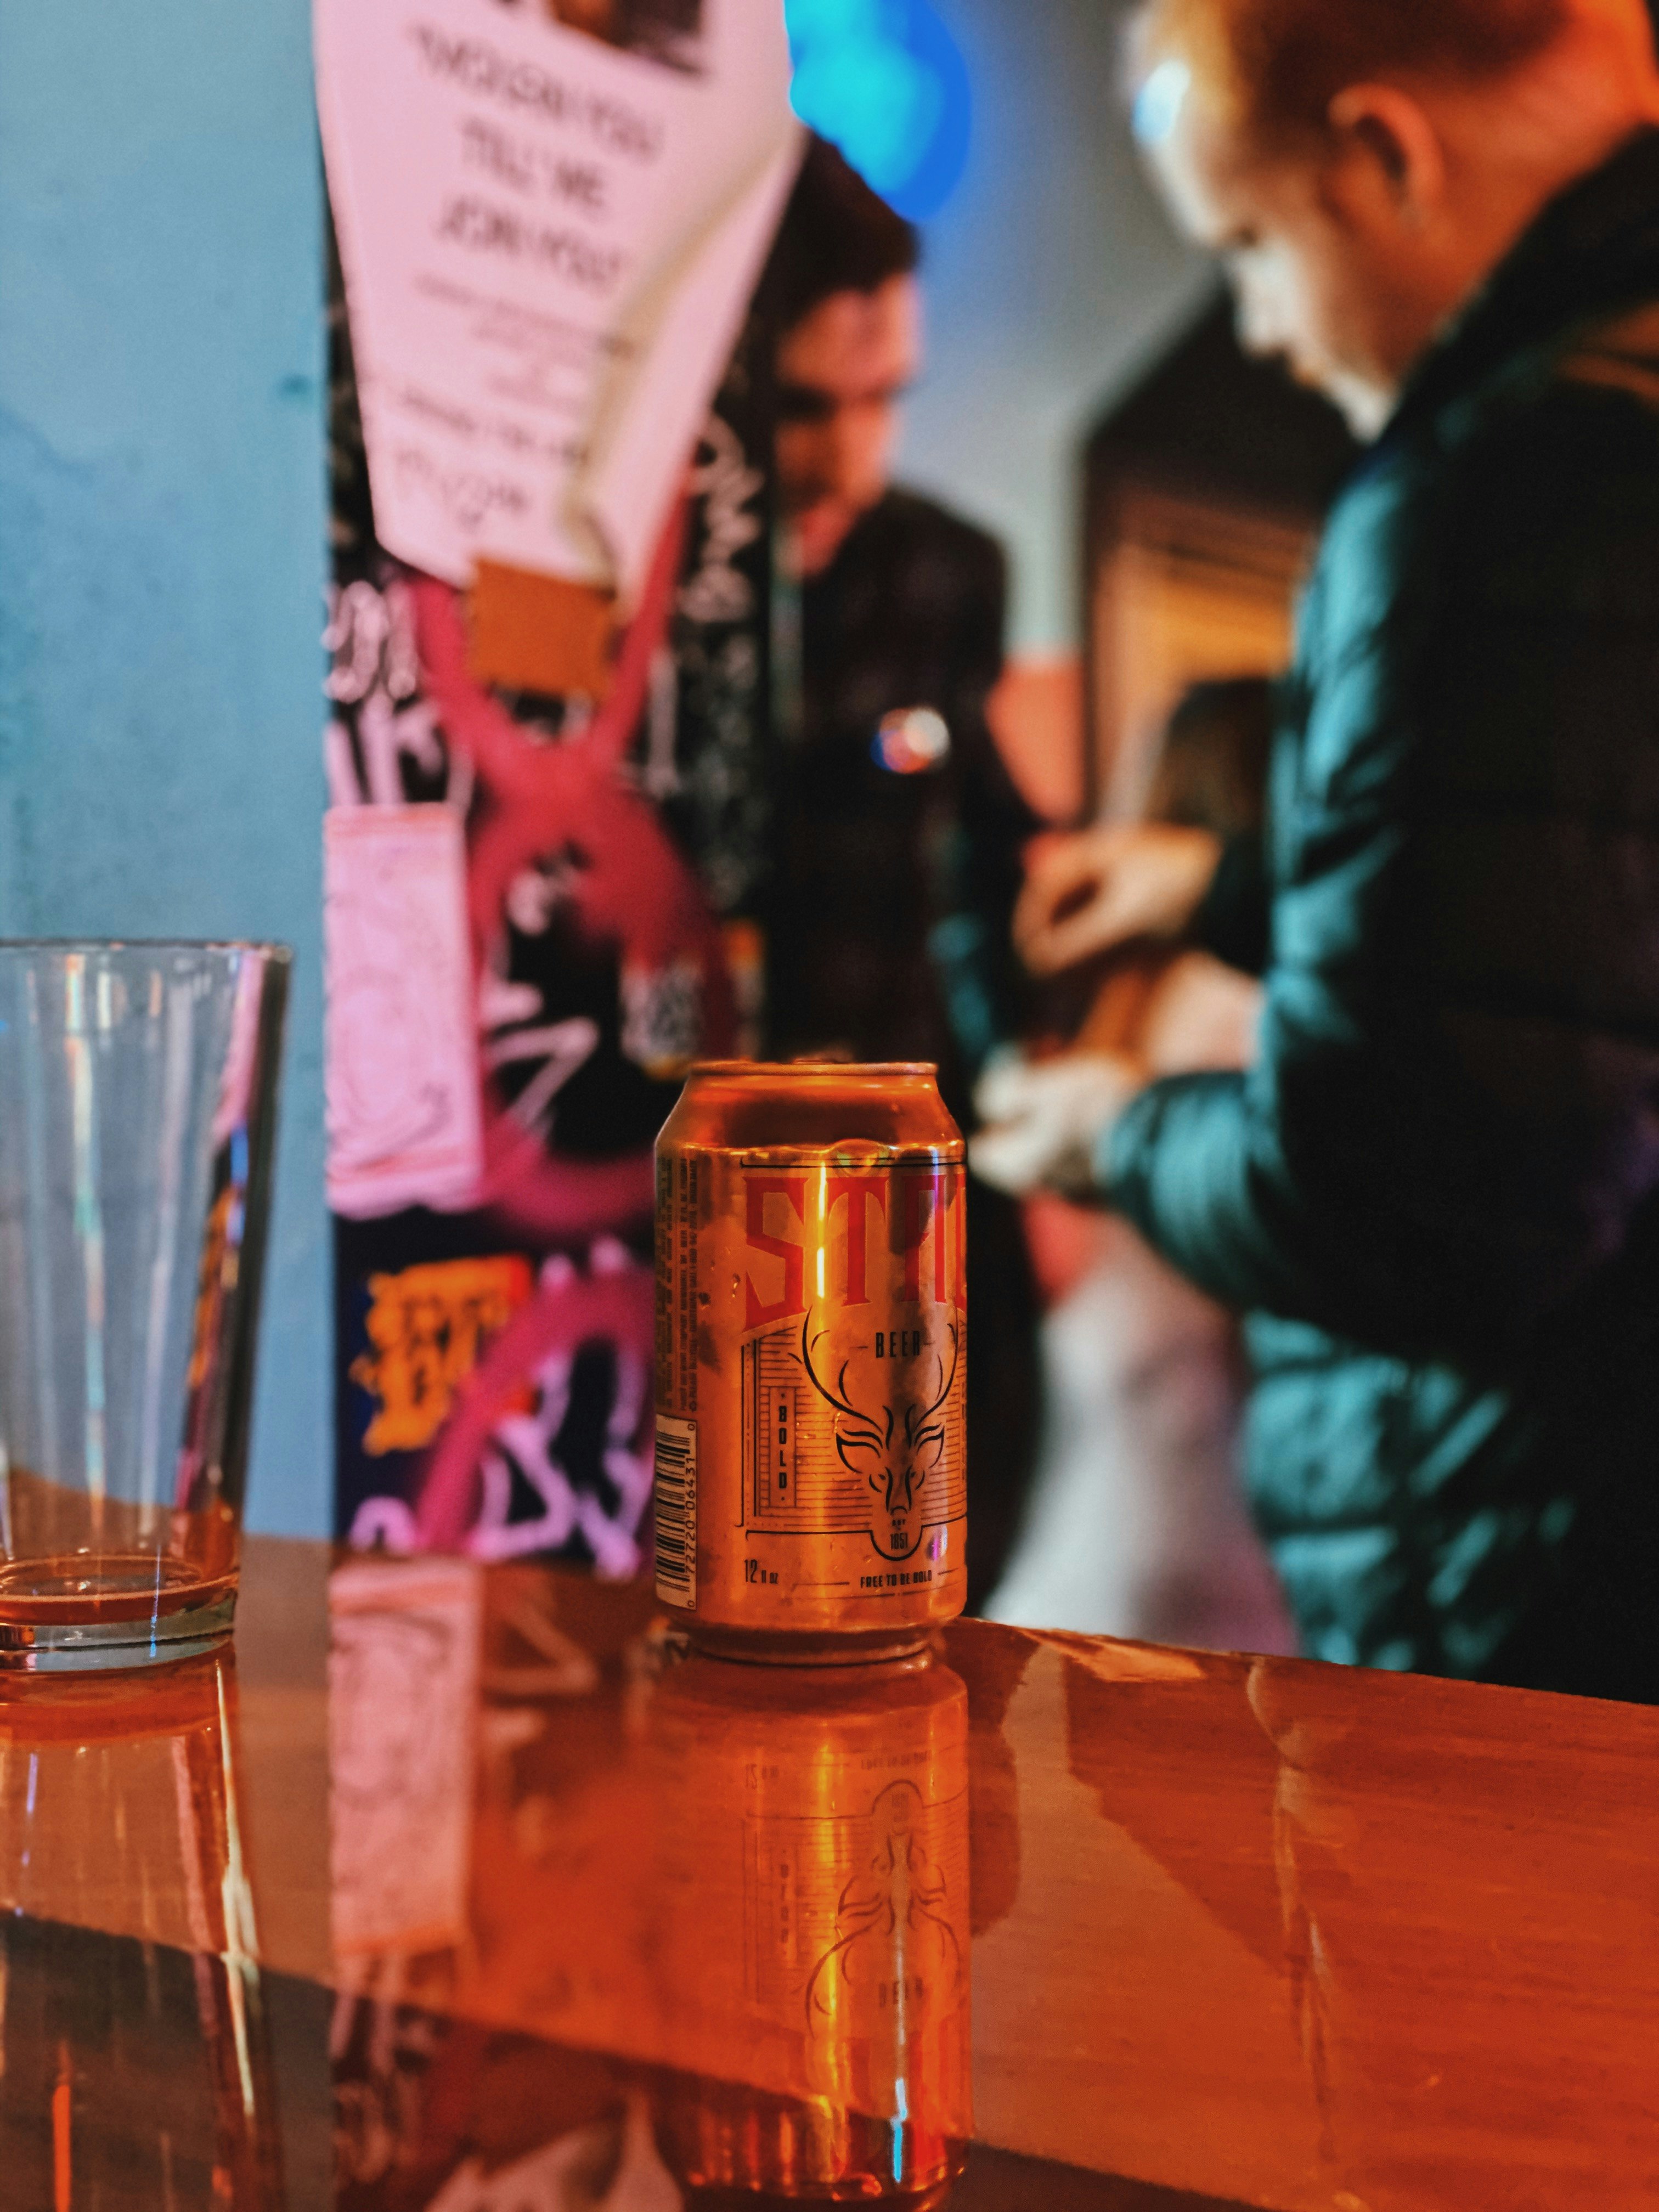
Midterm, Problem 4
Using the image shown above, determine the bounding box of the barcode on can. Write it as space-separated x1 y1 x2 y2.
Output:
654 1415 698 1609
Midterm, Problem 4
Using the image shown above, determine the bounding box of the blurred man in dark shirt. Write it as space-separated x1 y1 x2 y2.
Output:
758 140 1042 1599
763 139 1038 1097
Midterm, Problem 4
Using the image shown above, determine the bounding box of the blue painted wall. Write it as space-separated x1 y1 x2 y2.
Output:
900 0 1207 653
0 2 329 1535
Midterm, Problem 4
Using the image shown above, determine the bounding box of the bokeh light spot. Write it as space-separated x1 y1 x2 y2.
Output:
786 0 972 222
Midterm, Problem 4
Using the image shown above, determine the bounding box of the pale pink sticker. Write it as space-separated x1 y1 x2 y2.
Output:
325 804 483 1218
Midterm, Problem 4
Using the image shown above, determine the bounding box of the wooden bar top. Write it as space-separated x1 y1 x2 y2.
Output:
2 1535 1656 2209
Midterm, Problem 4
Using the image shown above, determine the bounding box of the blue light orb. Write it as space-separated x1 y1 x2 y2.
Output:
785 0 972 223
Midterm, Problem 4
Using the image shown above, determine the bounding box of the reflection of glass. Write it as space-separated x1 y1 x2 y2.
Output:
0 942 289 1669
0 1653 284 2205
648 1653 972 2208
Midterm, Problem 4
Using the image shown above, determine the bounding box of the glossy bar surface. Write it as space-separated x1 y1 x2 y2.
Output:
3 1535 1657 2209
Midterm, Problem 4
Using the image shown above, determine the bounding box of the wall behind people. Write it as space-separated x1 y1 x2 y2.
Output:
0 4 328 1535
897 0 1210 664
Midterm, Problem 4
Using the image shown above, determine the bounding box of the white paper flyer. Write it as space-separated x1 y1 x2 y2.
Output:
315 0 800 600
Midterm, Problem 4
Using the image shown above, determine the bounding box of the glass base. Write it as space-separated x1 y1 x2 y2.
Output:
0 1587 236 1673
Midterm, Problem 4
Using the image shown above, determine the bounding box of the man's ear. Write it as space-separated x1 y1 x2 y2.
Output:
1325 83 1446 227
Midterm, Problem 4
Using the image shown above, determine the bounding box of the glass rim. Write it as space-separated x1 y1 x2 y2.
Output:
0 938 292 962
687 1059 939 1079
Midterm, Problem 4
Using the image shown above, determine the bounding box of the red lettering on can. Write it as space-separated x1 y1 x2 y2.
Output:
744 1177 807 1329
901 1170 949 1305
827 1176 888 1306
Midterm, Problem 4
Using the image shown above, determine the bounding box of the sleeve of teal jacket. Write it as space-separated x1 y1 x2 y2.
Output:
1099 375 1659 1358
1193 831 1272 979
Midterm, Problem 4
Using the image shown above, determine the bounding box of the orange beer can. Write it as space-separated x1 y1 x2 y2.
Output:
653 1062 967 1660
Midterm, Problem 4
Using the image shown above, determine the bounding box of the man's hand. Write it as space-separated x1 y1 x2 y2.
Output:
1014 823 1222 977
970 1049 1144 1201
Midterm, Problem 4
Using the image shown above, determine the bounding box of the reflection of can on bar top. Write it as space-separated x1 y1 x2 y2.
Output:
648 1651 973 2207
654 1062 967 1662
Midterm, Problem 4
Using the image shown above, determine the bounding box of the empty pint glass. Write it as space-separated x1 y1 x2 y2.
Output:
0 943 288 1669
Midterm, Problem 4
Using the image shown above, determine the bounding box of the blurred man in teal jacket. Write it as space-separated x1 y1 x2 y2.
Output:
977 0 1659 1697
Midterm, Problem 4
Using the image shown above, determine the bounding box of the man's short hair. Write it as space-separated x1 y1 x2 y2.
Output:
1135 0 1570 140
760 136 921 336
